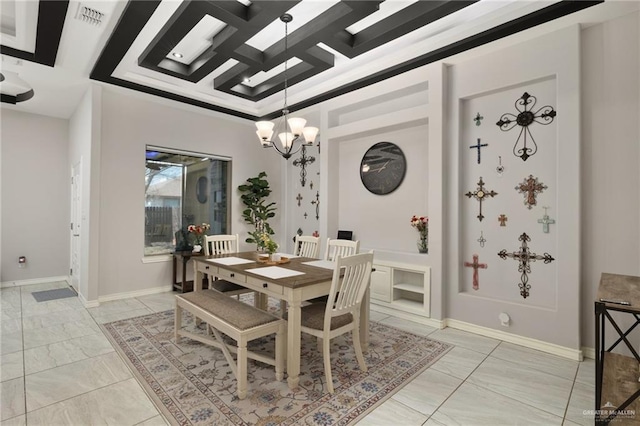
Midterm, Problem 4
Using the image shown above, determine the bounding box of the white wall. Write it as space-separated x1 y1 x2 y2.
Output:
1 110 70 283
581 11 640 351
96 88 280 299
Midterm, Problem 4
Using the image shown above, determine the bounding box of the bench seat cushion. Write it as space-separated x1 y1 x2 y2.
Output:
178 290 278 331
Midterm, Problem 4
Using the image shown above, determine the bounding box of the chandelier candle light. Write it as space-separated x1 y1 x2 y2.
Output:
255 14 318 159
411 215 429 254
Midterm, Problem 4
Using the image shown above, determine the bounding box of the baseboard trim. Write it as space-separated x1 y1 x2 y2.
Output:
0 276 70 288
97 285 174 304
582 346 595 360
371 304 445 329
446 318 583 361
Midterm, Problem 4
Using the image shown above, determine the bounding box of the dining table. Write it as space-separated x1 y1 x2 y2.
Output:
192 251 370 389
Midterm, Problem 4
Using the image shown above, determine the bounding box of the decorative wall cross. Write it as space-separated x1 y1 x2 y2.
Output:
464 254 487 290
292 145 316 187
498 214 508 227
296 193 303 207
465 177 497 222
516 175 547 209
498 232 555 299
310 191 320 220
496 92 557 161
537 206 556 233
304 212 308 219
310 181 314 190
477 231 486 248
496 156 504 176
469 138 488 164
474 112 484 126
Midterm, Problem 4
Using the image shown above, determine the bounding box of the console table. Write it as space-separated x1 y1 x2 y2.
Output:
594 273 640 424
172 251 204 292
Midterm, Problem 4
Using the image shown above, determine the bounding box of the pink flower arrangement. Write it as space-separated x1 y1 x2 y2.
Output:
188 223 210 245
411 215 429 253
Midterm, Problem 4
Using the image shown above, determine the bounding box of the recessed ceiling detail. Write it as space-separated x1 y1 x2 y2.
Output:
137 0 476 102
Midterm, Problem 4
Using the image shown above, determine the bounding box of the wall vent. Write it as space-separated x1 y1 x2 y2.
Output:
74 4 105 26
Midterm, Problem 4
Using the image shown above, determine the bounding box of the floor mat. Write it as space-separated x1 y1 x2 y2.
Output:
31 287 77 302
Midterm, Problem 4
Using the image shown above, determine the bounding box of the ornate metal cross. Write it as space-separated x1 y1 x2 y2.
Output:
496 92 557 161
296 193 303 207
498 232 555 299
465 177 497 222
477 231 486 248
303 212 308 219
310 191 320 220
498 214 508 227
464 254 487 290
469 138 488 164
292 145 316 187
516 175 547 209
537 206 556 233
474 112 484 126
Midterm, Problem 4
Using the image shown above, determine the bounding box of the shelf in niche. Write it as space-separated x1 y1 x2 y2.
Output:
392 298 424 311
394 282 424 294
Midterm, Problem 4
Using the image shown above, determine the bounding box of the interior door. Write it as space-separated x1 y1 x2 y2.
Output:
70 161 82 291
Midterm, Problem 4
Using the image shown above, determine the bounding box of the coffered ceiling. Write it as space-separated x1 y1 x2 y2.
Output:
3 0 633 121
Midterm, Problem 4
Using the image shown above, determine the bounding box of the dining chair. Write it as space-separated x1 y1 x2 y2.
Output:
294 235 320 258
297 251 374 394
323 238 360 261
280 235 322 314
203 234 256 300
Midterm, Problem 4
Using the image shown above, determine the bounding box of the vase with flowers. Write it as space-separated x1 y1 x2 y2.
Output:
187 223 210 252
259 232 279 260
411 215 429 254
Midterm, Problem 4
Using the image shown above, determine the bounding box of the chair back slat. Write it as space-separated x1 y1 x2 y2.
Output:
204 234 239 255
295 235 320 258
325 252 374 322
324 238 360 261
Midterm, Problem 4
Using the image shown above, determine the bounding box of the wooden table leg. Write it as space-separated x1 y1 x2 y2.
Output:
181 257 189 293
287 298 302 389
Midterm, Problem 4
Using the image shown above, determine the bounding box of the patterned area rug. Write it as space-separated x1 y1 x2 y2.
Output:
102 303 451 425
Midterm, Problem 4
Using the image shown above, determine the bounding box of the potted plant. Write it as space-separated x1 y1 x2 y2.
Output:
238 172 277 250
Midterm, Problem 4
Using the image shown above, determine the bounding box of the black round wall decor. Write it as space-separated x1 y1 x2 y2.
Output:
360 142 406 195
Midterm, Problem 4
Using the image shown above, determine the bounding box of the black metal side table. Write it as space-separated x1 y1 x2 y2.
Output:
594 273 640 424
172 251 204 292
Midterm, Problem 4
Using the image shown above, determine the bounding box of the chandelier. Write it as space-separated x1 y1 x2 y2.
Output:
255 14 318 160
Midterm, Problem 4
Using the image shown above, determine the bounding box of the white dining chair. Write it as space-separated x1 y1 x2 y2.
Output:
296 251 374 393
204 234 256 300
295 235 320 258
323 238 360 261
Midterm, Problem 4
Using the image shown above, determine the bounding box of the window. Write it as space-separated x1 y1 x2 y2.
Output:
144 147 231 255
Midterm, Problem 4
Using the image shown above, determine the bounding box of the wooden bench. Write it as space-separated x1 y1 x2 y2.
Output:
174 289 285 399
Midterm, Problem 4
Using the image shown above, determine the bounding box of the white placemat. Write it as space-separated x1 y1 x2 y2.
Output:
206 257 255 266
302 260 335 270
248 266 305 279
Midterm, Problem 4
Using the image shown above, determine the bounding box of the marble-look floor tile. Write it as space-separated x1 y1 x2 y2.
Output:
26 378 158 426
23 333 114 375
21 309 93 331
392 367 463 415
90 307 154 324
427 382 563 425
20 299 84 319
467 356 574 417
136 292 176 313
0 290 22 321
564 380 595 426
428 328 500 354
431 346 488 380
135 415 170 426
0 414 26 426
87 298 149 316
376 316 437 337
369 309 391 323
575 358 594 386
19 282 68 294
1 331 23 356
22 319 101 350
0 318 22 335
358 397 428 426
1 378 25 421
25 351 132 411
491 342 579 380
1 352 24 382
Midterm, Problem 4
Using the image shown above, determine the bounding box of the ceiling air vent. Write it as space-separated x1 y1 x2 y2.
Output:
74 4 105 26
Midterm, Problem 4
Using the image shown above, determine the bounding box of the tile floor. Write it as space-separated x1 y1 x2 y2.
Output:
1 281 595 425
